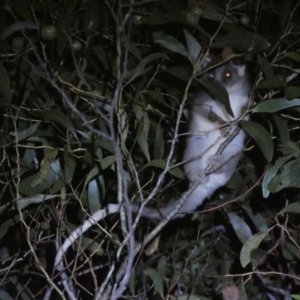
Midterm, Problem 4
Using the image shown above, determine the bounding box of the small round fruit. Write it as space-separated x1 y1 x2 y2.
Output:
240 15 250 26
71 41 82 52
41 25 57 40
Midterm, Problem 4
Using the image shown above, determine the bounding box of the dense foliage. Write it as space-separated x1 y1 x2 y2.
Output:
0 0 300 299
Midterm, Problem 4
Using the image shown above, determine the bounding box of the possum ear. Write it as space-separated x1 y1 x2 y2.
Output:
221 46 233 61
221 47 245 67
231 57 243 66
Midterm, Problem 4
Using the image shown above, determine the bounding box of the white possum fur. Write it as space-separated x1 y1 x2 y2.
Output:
55 56 251 266
131 57 251 219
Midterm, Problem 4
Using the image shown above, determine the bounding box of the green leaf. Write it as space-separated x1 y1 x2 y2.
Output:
134 12 187 26
55 0 77 55
279 142 300 156
257 56 273 77
96 138 114 154
119 107 129 146
0 203 10 215
129 270 135 295
153 32 188 58
253 98 300 113
10 122 40 143
99 155 116 170
157 256 167 276
88 179 101 214
279 202 300 215
242 206 268 232
93 46 110 69
212 32 270 52
145 267 164 297
227 212 252 244
239 121 274 162
0 64 12 107
64 148 76 184
126 53 168 85
81 237 103 256
183 29 202 64
154 122 164 159
240 228 273 267
285 86 300 99
170 270 181 287
285 51 300 62
201 7 237 23
19 159 61 196
84 166 100 189
128 42 142 60
199 79 233 117
30 110 78 139
202 7 233 22
77 130 92 140
164 66 190 82
23 143 36 165
272 115 290 145
237 281 249 300
292 295 300 300
10 276 32 300
82 149 92 168
30 149 58 188
83 4 103 37
136 115 150 162
148 91 165 103
262 155 293 198
17 194 57 210
255 75 286 89
133 103 145 121
1 22 38 40
268 158 300 192
0 289 14 300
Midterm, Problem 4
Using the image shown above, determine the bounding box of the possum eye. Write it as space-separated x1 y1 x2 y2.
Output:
224 71 231 78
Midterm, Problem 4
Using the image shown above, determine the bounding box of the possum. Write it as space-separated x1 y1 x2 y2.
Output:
132 56 251 219
54 55 251 267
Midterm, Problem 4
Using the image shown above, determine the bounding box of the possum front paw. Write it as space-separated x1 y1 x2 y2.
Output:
207 154 225 172
186 169 207 183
